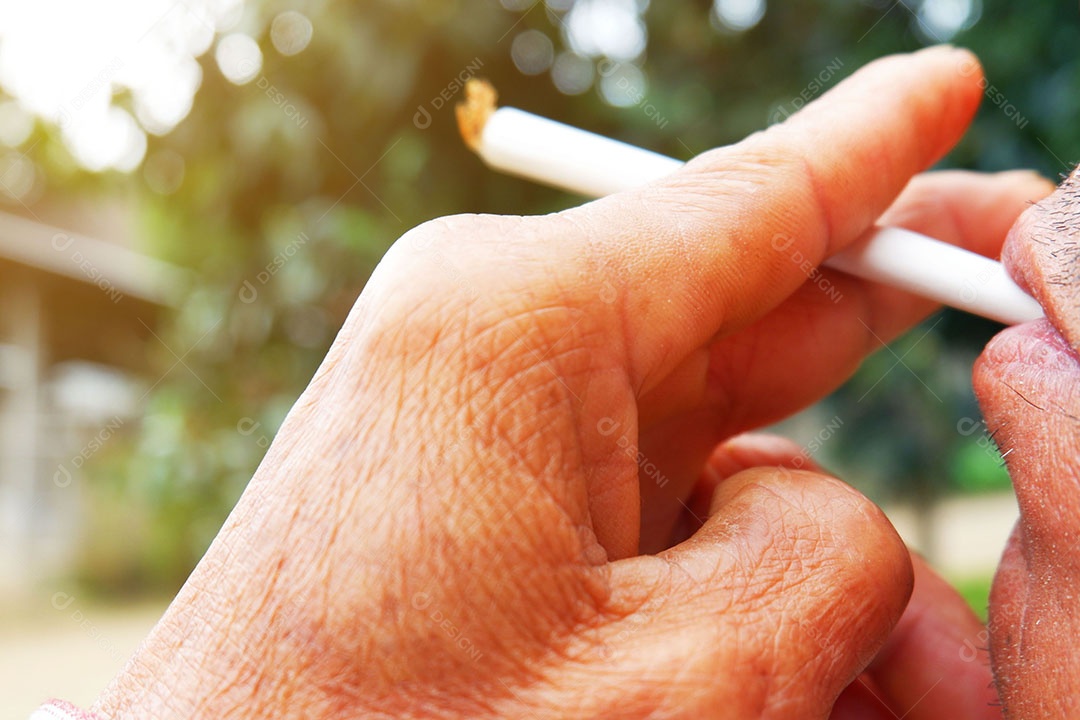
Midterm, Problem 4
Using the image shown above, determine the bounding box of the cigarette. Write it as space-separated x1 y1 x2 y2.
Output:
456 80 1043 326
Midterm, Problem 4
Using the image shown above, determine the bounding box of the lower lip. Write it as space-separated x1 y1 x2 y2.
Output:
981 318 1080 379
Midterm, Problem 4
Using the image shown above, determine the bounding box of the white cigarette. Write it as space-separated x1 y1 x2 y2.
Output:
456 80 1043 326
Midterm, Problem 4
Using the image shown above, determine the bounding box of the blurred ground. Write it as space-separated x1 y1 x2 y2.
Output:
890 492 1019 580
0 599 165 719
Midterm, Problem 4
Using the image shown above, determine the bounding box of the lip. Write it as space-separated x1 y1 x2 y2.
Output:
979 319 1080 402
999 178 1080 352
988 198 1080 387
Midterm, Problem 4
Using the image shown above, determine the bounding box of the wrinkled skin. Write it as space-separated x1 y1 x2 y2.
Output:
975 168 1080 717
85 47 1058 720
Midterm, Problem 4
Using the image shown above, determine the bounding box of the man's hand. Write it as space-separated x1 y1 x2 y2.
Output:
92 47 1049 718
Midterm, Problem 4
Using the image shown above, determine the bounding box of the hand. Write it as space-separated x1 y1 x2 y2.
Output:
92 47 1049 719
974 166 1080 717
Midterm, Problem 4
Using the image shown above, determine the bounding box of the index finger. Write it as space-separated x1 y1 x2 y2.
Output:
564 45 984 392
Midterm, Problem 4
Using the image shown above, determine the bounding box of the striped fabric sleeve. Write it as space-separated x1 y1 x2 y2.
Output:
29 700 102 720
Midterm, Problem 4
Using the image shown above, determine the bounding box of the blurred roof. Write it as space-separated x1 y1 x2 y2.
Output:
0 210 184 306
0 209 186 371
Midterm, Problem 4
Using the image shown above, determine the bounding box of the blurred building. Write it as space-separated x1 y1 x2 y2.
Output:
0 209 184 596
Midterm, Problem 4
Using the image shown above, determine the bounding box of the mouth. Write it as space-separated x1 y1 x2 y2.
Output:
978 167 1080 405
999 167 1080 345
977 269 1080 428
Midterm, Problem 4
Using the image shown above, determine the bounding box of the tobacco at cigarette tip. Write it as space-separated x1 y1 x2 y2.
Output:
456 79 498 152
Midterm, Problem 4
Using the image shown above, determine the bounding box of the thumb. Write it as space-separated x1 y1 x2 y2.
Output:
597 468 912 718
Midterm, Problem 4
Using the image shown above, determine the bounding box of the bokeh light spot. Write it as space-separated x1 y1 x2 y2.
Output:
599 62 646 108
0 101 34 147
711 0 766 32
551 52 594 95
564 0 647 61
65 106 146 172
0 0 233 172
0 153 37 201
142 148 186 195
916 0 981 42
216 33 263 85
512 30 555 76
270 11 313 57
135 59 202 136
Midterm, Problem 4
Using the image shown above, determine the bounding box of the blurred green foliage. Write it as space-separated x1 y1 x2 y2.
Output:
18 0 1079 591
954 574 993 621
